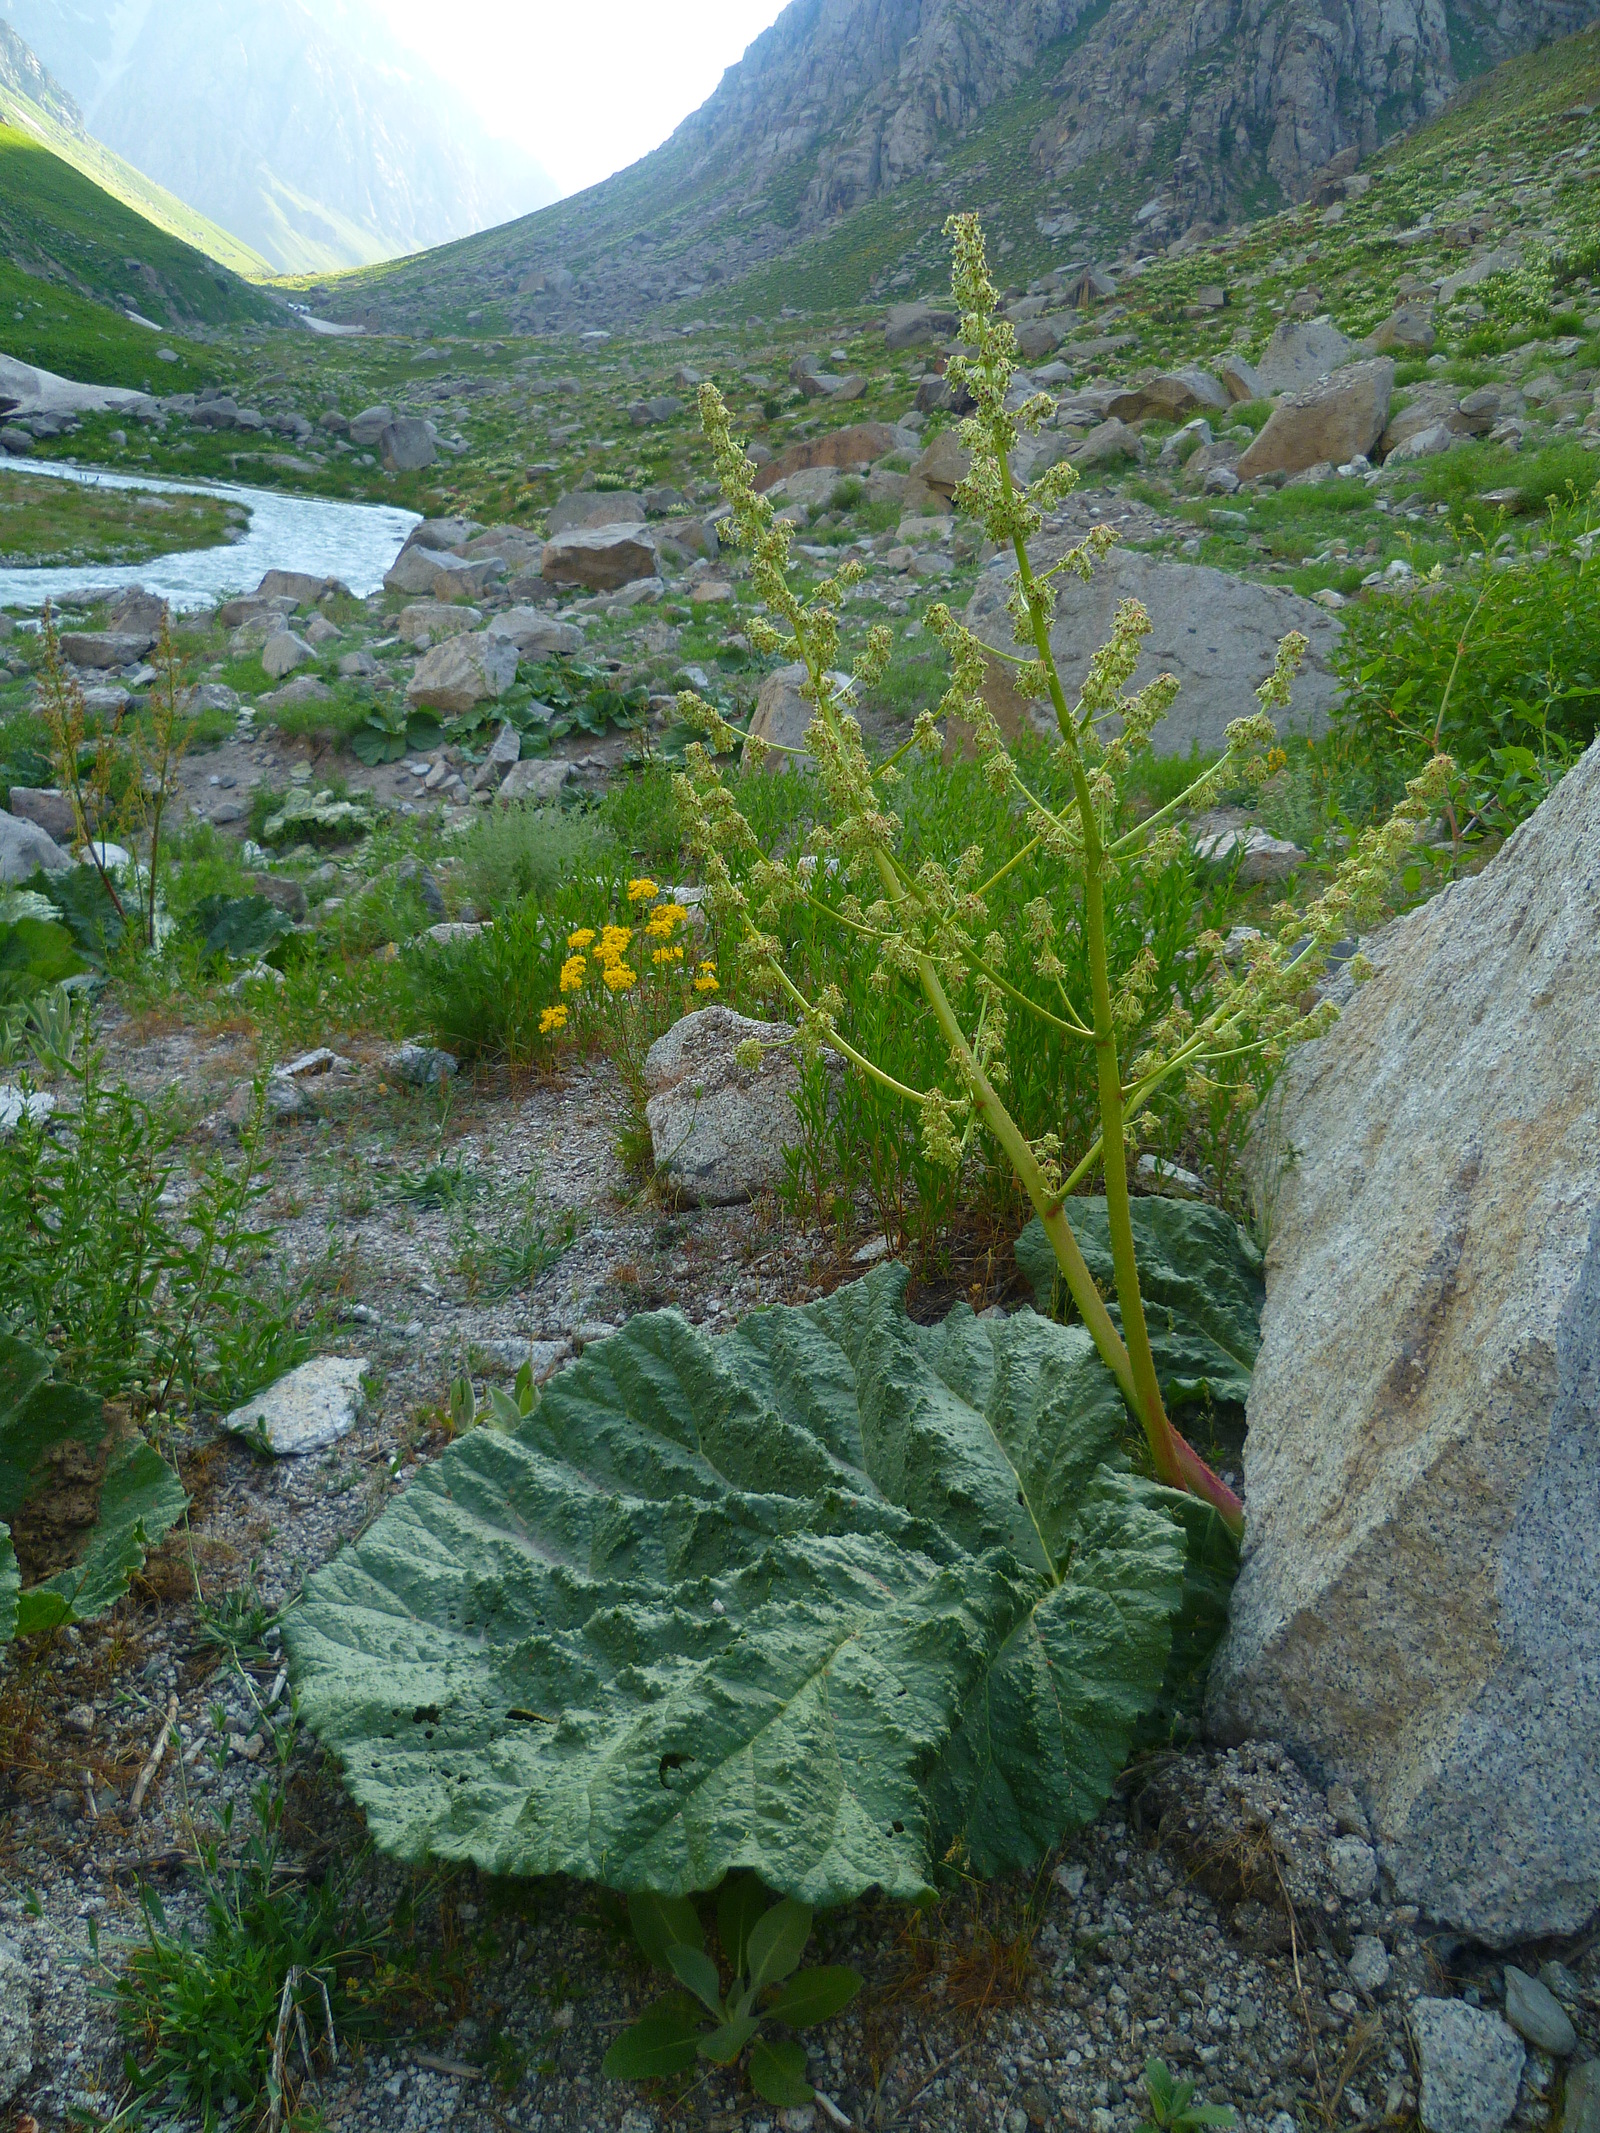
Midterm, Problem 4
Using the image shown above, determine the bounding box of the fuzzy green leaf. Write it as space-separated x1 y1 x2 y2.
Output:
15 1436 187 1634
748 2035 813 2107
745 1898 812 1992
666 1943 724 2018
0 1334 106 1522
286 1266 1192 1903
763 1965 862 2028
189 895 295 967
696 2011 759 2065
717 1872 767 1981
0 916 88 1009
600 1998 701 2081
1015 1197 1263 1411
628 1890 703 1972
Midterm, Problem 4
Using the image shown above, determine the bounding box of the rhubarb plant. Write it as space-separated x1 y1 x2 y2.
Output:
673 212 1453 1538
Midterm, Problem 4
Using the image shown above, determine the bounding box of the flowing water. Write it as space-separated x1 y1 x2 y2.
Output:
0 459 419 611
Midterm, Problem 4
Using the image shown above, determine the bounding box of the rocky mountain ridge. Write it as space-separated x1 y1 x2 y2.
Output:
0 0 558 274
325 0 1600 334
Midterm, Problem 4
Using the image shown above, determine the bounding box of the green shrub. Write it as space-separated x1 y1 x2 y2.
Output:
454 802 610 916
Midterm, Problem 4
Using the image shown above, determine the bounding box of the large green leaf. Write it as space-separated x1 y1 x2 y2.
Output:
0 916 88 1008
0 1332 106 1522
188 894 295 966
15 1435 187 1635
22 864 127 966
1015 1196 1263 1412
0 1524 17 1645
287 1266 1190 1904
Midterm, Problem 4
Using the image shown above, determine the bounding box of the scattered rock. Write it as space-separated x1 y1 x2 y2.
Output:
405 631 518 714
259 676 333 711
378 417 436 471
964 545 1341 759
1254 316 1358 394
1410 2000 1523 2133
1109 368 1230 422
223 1356 368 1457
1217 351 1265 403
911 430 972 494
383 546 486 600
1347 1934 1391 1994
1192 823 1308 884
385 1042 458 1087
1238 358 1393 480
546 490 644 535
0 1085 57 1136
644 1005 843 1205
397 601 481 645
1208 736 1600 1942
4 786 75 843
1503 1966 1577 2056
0 811 72 880
485 608 585 656
58 630 153 669
540 524 659 591
256 569 328 606
1385 420 1461 463
498 758 573 805
1368 304 1437 353
1067 417 1144 470
884 301 958 350
260 630 314 680
753 422 898 492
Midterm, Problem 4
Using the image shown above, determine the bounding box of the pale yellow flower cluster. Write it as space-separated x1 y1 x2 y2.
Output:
540 890 717 1041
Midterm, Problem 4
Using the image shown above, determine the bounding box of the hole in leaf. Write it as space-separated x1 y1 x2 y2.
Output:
659 1752 694 1788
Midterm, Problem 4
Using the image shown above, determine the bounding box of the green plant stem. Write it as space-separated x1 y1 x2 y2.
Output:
1001 470 1243 1534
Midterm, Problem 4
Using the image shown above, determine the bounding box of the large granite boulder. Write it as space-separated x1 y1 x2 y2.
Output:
379 417 437 472
1254 316 1357 395
1208 737 1600 1943
540 524 657 591
962 545 1341 759
1238 359 1394 480
754 422 899 493
547 490 644 535
644 1006 843 1205
0 811 72 881
405 631 518 715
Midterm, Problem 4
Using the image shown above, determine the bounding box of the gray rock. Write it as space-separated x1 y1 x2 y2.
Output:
1327 1834 1379 1901
472 721 524 789
108 585 169 634
546 490 645 535
0 810 72 881
0 1085 57 1136
383 546 487 600
1410 2000 1523 2133
259 676 333 711
1207 736 1600 1942
1217 352 1265 403
379 417 436 471
58 630 153 669
498 758 572 805
1503 1967 1577 2056
1108 368 1231 423
386 1042 457 1086
256 569 327 606
405 631 518 714
485 608 586 656
1192 823 1308 884
541 524 657 592
348 404 394 447
1568 2062 1600 2133
223 1356 367 1456
1239 358 1394 480
1347 1934 1391 1994
397 599 481 645
743 662 814 773
1067 417 1143 470
260 629 314 680
964 545 1341 760
1439 248 1523 305
1368 304 1438 353
0 1937 31 2104
1254 315 1358 395
644 1005 843 1205
1386 420 1461 464
884 301 958 350
5 786 75 843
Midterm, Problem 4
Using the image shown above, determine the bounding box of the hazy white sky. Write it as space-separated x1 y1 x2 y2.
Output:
372 0 791 197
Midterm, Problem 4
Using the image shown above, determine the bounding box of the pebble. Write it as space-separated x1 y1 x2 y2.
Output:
1348 1933 1392 1993
1327 1833 1378 1900
386 1042 458 1086
1504 1964 1577 2055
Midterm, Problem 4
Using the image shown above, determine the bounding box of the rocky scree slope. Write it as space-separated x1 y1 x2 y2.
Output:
326 0 1600 333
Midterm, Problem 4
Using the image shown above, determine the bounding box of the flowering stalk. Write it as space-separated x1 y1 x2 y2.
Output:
670 214 1452 1541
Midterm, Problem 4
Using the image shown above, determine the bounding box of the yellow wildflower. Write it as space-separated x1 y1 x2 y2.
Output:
652 944 685 966
539 1005 568 1035
597 923 633 961
644 902 686 938
602 961 638 992
567 927 595 951
693 961 719 994
626 877 660 904
559 955 587 992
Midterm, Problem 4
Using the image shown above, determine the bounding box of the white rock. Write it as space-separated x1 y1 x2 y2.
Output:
261 630 314 680
1347 1934 1391 1993
499 759 572 805
1208 736 1600 1941
0 811 72 881
1192 825 1307 884
0 1085 56 1135
223 1356 367 1456
1411 1999 1523 2133
644 1005 843 1205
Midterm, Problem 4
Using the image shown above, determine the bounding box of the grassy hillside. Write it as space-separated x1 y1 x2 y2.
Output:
0 123 278 386
0 78 269 282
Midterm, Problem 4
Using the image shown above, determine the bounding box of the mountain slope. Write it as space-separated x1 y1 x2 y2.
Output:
328 0 1600 332
0 0 559 274
0 18 269 278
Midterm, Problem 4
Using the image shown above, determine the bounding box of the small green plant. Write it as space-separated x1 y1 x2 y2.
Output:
96 1752 392 2132
602 1881 861 2107
451 1191 575 1301
447 1354 541 1436
1136 2055 1236 2132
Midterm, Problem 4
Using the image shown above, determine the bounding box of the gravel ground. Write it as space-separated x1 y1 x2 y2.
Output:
4 1020 1595 2132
